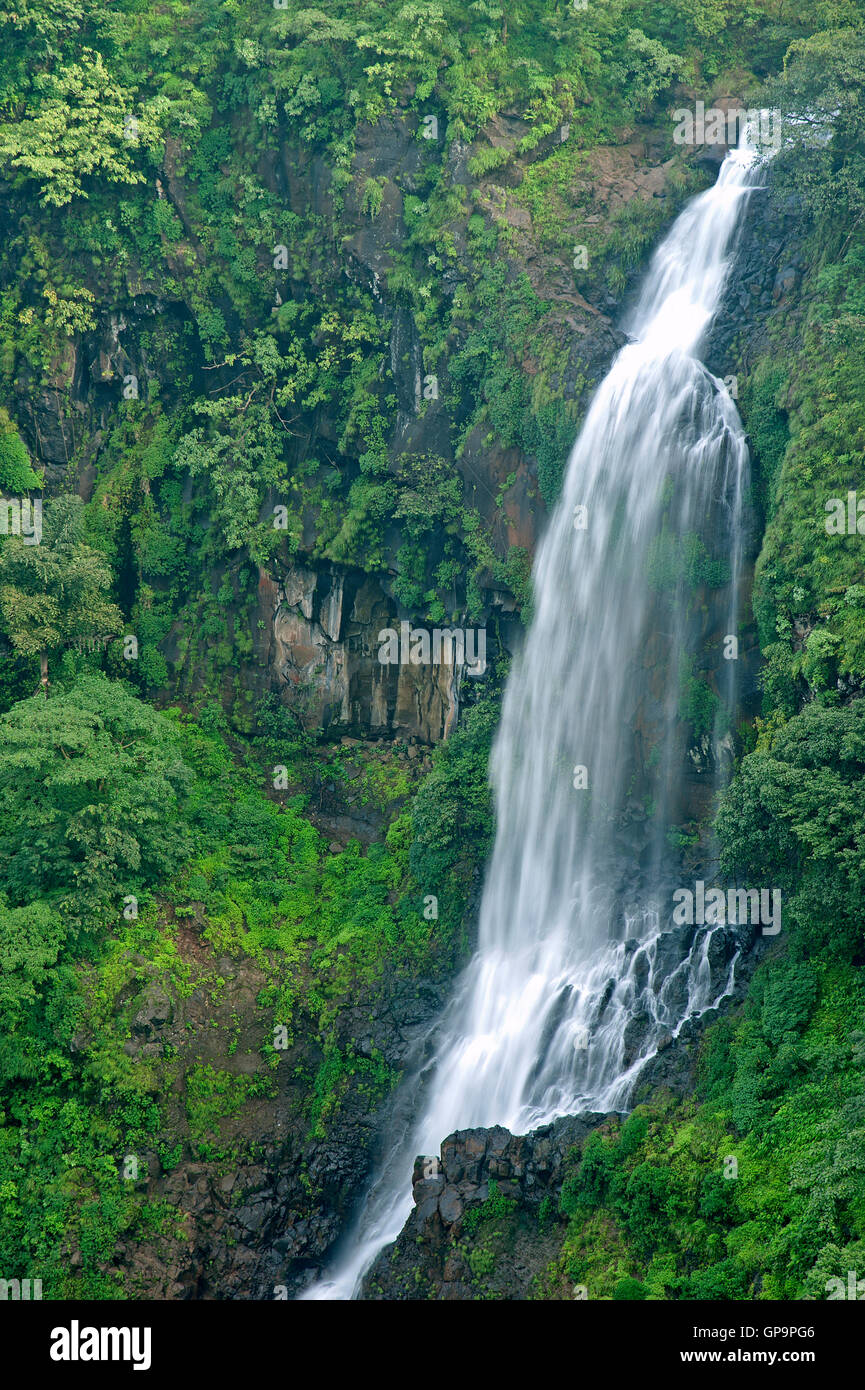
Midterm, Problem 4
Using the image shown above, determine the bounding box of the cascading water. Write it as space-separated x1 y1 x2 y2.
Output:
302 139 763 1300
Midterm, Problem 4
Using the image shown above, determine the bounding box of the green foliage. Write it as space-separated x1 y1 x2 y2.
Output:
185 1064 261 1160
0 672 192 931
557 953 865 1298
766 25 865 220
409 684 498 901
0 51 144 207
1 0 863 1306
0 659 496 1290
462 1180 518 1235
750 237 865 693
0 412 41 491
718 701 865 958
0 495 122 675
741 362 789 526
0 901 67 1033
613 1275 648 1299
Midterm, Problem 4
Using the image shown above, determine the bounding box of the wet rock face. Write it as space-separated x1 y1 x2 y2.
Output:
259 561 466 743
703 170 807 377
360 1114 609 1300
246 112 693 745
6 103 694 746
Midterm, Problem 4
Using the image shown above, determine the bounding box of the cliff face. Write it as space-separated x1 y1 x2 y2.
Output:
248 114 678 745
95 936 455 1299
4 108 693 742
157 114 800 752
253 563 465 743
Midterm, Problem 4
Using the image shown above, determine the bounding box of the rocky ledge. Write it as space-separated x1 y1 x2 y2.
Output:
358 929 772 1301
360 1113 609 1300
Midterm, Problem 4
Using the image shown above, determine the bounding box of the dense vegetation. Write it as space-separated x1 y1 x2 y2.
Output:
0 0 864 1299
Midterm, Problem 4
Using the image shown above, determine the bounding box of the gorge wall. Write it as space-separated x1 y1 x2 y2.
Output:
115 132 802 1300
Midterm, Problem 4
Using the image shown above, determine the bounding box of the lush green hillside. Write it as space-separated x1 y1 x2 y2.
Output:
0 0 864 1300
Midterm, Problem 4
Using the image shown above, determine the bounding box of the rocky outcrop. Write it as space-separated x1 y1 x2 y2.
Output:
260 562 467 742
96 933 453 1299
360 1114 609 1300
704 173 807 378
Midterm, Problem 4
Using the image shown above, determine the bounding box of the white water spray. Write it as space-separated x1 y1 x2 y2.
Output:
302 141 763 1300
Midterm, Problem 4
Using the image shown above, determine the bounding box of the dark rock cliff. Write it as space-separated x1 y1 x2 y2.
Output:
361 1115 610 1300
2 108 689 744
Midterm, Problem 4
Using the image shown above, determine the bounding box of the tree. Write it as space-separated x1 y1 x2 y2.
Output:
0 411 41 492
768 27 865 219
0 901 67 1032
0 493 122 690
0 672 193 931
0 50 142 207
718 700 865 958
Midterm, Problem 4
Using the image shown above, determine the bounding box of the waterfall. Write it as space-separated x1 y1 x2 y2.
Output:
301 140 763 1300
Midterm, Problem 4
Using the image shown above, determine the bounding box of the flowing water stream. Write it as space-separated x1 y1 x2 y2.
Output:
302 138 764 1300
